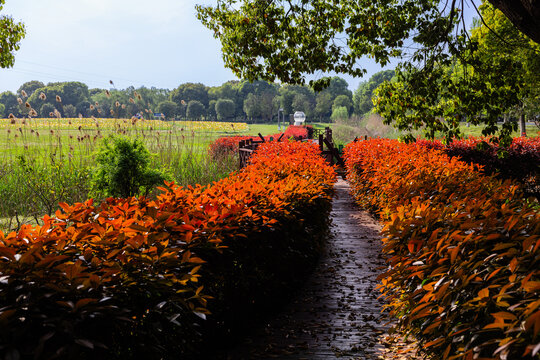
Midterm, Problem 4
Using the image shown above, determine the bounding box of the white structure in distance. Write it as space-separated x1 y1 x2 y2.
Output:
293 111 306 126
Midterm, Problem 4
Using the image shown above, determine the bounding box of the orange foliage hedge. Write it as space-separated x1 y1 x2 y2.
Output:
0 141 335 359
344 139 540 360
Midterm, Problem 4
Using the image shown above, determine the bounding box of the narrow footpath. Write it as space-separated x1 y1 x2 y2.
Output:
225 179 406 359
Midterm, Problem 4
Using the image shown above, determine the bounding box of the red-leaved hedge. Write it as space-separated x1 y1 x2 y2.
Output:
417 136 540 198
209 125 311 159
283 125 309 140
208 135 261 158
344 139 540 360
0 141 335 359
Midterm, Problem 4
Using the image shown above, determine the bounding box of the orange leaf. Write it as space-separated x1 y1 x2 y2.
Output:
423 337 444 348
509 257 518 273
450 246 460 263
478 288 489 299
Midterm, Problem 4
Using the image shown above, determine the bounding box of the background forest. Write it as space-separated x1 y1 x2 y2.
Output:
0 73 392 124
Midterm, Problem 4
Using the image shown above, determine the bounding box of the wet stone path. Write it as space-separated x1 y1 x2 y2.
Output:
225 179 394 359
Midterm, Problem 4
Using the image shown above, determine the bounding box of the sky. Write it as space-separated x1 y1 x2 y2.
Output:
0 0 478 94
0 0 400 94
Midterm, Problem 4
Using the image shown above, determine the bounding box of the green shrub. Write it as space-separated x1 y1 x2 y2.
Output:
91 136 166 198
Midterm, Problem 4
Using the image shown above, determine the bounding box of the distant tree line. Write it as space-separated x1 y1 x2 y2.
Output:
0 80 170 120
0 72 395 123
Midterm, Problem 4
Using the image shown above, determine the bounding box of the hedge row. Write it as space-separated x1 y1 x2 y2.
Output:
417 136 540 198
0 141 335 359
344 139 540 360
208 125 310 158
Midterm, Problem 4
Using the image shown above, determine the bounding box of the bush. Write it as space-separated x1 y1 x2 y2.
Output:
283 125 308 140
344 139 540 360
91 136 166 198
208 125 311 160
0 141 336 359
417 136 540 198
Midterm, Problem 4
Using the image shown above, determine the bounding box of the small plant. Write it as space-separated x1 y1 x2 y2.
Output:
91 135 166 198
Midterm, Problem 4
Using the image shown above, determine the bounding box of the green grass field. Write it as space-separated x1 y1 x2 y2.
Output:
0 118 256 231
458 123 538 137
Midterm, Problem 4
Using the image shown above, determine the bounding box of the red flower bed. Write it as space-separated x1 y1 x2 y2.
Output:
344 139 540 360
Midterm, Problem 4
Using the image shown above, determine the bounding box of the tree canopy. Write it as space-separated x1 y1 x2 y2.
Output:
1 77 355 122
157 100 178 120
197 0 540 142
0 0 25 68
353 70 395 116
215 98 236 120
374 2 540 144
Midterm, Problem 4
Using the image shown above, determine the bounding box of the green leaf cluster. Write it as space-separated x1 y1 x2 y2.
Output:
0 0 25 69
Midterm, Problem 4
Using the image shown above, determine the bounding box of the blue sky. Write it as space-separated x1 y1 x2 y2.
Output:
1 0 477 94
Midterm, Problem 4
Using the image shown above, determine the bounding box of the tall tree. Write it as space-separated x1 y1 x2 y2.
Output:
333 95 352 116
17 81 45 98
243 93 259 120
63 104 77 118
314 92 333 122
186 100 205 120
170 83 209 109
197 0 540 142
375 1 540 143
208 81 243 117
325 77 352 100
471 3 540 136
27 82 90 116
60 82 90 106
0 0 25 68
157 100 178 120
39 103 55 117
292 93 315 118
76 100 91 117
207 99 218 120
0 91 19 117
353 70 395 116
215 98 236 120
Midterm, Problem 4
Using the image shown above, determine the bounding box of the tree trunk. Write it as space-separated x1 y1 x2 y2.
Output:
520 113 527 137
489 0 540 44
